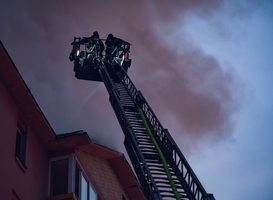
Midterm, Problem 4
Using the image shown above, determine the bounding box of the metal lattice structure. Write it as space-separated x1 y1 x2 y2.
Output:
69 38 216 200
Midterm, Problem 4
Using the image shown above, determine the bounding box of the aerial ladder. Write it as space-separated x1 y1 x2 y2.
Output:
69 37 216 200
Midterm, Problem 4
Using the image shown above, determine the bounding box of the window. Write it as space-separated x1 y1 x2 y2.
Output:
89 184 97 200
15 115 27 169
75 163 97 200
81 175 88 200
50 159 69 196
49 156 97 199
75 164 80 197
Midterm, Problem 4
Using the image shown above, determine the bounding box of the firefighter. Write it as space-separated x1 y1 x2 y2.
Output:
83 31 104 58
90 31 104 59
105 33 129 63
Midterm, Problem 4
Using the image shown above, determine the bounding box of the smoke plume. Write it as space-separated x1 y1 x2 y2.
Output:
0 0 244 153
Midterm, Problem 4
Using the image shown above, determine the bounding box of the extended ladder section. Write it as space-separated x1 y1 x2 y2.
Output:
97 64 215 200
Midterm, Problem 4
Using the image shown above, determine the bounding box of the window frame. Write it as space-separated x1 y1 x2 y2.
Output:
49 155 75 197
77 164 97 200
48 155 97 200
50 158 70 196
15 115 27 171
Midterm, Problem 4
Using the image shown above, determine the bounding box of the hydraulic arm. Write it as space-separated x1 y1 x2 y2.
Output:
98 64 215 200
70 39 216 200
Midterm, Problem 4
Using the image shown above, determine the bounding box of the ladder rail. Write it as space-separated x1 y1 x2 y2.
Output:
70 38 216 200
137 91 215 200
98 64 162 200
120 71 215 200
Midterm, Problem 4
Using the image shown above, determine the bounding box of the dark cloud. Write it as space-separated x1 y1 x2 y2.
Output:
0 0 243 152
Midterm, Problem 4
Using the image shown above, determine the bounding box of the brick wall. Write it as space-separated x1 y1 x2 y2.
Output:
77 149 130 200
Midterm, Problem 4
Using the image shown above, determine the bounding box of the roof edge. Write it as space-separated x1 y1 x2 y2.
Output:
0 40 57 140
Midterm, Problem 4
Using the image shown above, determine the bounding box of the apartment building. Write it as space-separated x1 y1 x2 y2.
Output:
0 41 145 200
